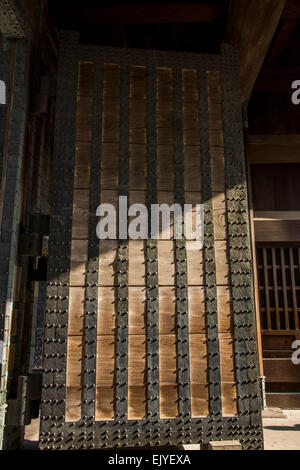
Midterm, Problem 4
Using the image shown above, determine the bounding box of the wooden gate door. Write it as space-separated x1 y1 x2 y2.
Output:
39 32 263 450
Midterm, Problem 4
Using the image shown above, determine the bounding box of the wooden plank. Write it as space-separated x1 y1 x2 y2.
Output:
247 135 300 164
190 384 209 418
212 192 226 240
264 358 300 382
210 148 225 192
69 262 86 287
184 146 201 167
129 190 147 206
78 62 94 97
160 385 178 419
72 189 90 239
76 96 93 142
289 248 299 330
281 248 290 330
226 0 286 102
97 287 116 335
157 145 174 191
96 336 115 386
182 69 198 102
102 98 120 143
159 287 176 335
54 3 225 25
266 393 300 408
246 160 264 376
263 334 296 351
128 240 146 286
128 335 146 386
68 287 85 336
271 248 281 331
95 386 115 421
221 383 238 416
186 245 204 286
254 211 300 220
98 240 118 287
103 64 120 98
131 65 147 98
215 240 229 285
217 286 232 333
159 335 177 384
74 142 91 189
189 334 208 383
263 248 272 330
188 286 206 334
207 71 222 103
128 287 146 335
66 336 83 422
158 241 175 286
184 164 202 192
70 239 88 263
128 386 146 420
254 220 300 242
219 335 235 383
130 99 147 145
102 143 119 169
129 144 147 190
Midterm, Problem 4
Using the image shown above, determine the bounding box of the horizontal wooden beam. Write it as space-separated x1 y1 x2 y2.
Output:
255 219 300 242
52 2 225 25
254 66 300 93
264 358 300 382
254 211 300 220
247 134 300 163
226 0 286 102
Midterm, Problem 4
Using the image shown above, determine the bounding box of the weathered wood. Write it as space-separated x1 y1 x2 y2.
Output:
255 220 300 242
226 0 286 102
66 337 83 422
159 287 176 334
247 135 300 164
128 240 146 286
266 393 300 408
264 358 300 382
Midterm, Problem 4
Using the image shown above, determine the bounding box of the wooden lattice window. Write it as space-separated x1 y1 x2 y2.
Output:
257 246 300 331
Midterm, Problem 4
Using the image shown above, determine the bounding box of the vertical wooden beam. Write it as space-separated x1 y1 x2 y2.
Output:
245 152 264 377
226 0 286 102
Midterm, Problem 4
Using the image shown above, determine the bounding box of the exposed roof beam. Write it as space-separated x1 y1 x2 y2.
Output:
51 2 225 26
226 0 286 102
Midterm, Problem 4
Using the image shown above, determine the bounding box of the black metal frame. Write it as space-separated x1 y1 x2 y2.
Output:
39 32 263 450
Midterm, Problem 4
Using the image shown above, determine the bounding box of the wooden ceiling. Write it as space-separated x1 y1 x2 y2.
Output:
248 0 300 134
254 0 300 93
47 0 229 53
47 0 300 112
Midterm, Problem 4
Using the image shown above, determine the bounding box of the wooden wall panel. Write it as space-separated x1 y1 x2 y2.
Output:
66 62 94 422
40 38 263 450
208 70 237 417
